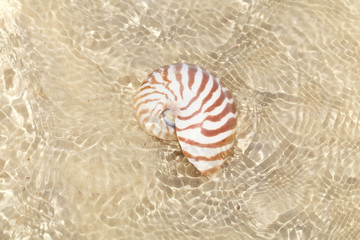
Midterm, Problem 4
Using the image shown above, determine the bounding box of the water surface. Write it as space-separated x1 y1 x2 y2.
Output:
1 0 360 239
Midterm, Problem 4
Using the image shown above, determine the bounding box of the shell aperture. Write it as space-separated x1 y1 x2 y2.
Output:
133 63 237 177
162 109 175 128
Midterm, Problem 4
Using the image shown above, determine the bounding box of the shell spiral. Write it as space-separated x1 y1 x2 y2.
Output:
134 63 237 177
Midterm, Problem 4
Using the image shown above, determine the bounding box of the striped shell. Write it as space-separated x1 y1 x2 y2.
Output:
134 63 237 177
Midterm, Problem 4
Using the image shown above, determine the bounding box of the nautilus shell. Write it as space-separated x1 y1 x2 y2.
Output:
134 63 237 177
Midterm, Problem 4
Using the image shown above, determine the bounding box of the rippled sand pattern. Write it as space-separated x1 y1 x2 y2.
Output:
1 0 360 239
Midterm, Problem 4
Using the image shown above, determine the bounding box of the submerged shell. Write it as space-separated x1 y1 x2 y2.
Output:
133 63 237 177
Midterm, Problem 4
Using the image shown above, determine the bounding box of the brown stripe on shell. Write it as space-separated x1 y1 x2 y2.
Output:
134 90 168 104
175 64 184 99
182 148 233 161
187 64 198 90
136 85 154 93
177 133 235 148
141 116 150 127
160 65 178 102
182 71 218 114
196 71 210 97
147 102 164 123
149 121 156 133
140 80 149 86
178 73 211 119
204 102 237 122
176 103 236 132
153 68 162 74
204 90 225 113
201 117 237 137
138 109 150 116
149 75 160 84
135 98 161 112
133 85 155 102
161 65 170 83
197 75 219 108
175 122 201 132
163 82 178 102
179 69 210 111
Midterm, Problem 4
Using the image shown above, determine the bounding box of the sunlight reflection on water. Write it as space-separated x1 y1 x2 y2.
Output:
1 0 360 239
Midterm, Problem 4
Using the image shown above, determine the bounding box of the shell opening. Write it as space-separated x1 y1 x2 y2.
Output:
162 108 175 128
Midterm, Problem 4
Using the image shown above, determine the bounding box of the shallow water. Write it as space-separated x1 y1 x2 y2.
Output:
1 0 360 239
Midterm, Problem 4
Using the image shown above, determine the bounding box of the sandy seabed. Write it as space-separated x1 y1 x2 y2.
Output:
1 0 360 239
